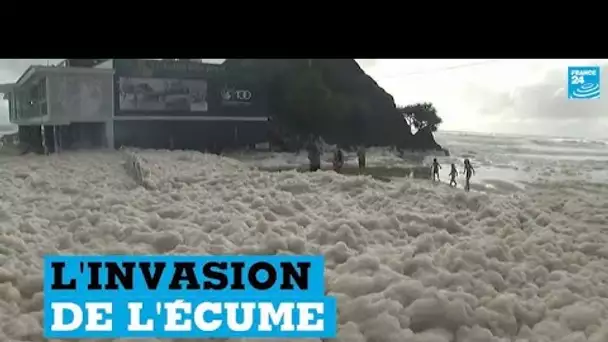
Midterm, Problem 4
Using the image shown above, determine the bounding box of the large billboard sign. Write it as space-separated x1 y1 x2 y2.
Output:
118 77 208 112
113 59 266 117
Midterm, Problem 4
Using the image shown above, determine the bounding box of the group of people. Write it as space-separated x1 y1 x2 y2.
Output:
307 139 366 174
306 138 476 192
431 158 475 191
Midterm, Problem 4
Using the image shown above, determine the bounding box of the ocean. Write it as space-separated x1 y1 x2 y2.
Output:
227 131 608 193
434 131 608 192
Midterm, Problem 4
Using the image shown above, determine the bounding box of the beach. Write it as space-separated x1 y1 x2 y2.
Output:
228 131 608 193
1 131 608 341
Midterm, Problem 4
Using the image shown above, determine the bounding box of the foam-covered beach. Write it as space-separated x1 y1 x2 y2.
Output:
1 132 608 342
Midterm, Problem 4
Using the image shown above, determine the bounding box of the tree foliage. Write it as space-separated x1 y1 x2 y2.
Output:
398 102 443 132
271 67 334 137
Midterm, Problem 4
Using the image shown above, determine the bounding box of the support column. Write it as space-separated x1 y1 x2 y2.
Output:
234 126 239 147
53 125 59 153
41 125 48 155
105 120 114 149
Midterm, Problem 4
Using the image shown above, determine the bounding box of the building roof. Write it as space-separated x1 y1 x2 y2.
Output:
0 83 15 93
0 65 114 100
0 83 14 99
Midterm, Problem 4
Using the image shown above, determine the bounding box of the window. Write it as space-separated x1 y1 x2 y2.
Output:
17 77 48 119
37 78 47 115
8 92 14 121
13 91 20 119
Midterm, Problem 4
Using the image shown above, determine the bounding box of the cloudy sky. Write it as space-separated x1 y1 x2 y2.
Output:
361 59 608 139
1 59 607 138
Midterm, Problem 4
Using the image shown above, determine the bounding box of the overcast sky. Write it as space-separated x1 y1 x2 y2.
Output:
361 59 608 139
1 59 606 138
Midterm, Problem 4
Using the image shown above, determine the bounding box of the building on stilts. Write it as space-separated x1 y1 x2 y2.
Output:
0 59 269 154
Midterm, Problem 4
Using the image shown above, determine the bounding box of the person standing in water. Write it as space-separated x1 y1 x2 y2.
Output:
333 147 344 173
431 158 442 182
463 159 475 191
307 138 321 172
449 163 458 187
357 146 366 173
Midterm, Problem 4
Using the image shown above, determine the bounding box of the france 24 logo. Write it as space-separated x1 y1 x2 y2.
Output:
568 66 600 100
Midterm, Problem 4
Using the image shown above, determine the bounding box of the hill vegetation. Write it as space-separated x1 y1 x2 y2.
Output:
223 59 444 151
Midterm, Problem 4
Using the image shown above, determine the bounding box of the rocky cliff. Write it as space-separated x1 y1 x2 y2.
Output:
223 59 442 150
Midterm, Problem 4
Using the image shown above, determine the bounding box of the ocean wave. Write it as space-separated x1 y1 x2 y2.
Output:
530 138 608 147
439 131 608 148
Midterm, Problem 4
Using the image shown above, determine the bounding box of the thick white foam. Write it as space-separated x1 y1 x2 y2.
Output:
1 149 608 341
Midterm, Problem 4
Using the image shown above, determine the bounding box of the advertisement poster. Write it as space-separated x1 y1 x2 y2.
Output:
118 77 208 112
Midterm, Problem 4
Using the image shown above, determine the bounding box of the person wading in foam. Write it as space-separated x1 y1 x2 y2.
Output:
357 146 366 173
431 158 442 182
333 147 344 173
463 158 475 191
449 163 458 187
307 138 321 172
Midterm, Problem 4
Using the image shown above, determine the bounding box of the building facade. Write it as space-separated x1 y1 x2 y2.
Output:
0 59 269 153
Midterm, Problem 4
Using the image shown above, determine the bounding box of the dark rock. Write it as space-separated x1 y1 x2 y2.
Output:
412 126 444 151
223 59 442 150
